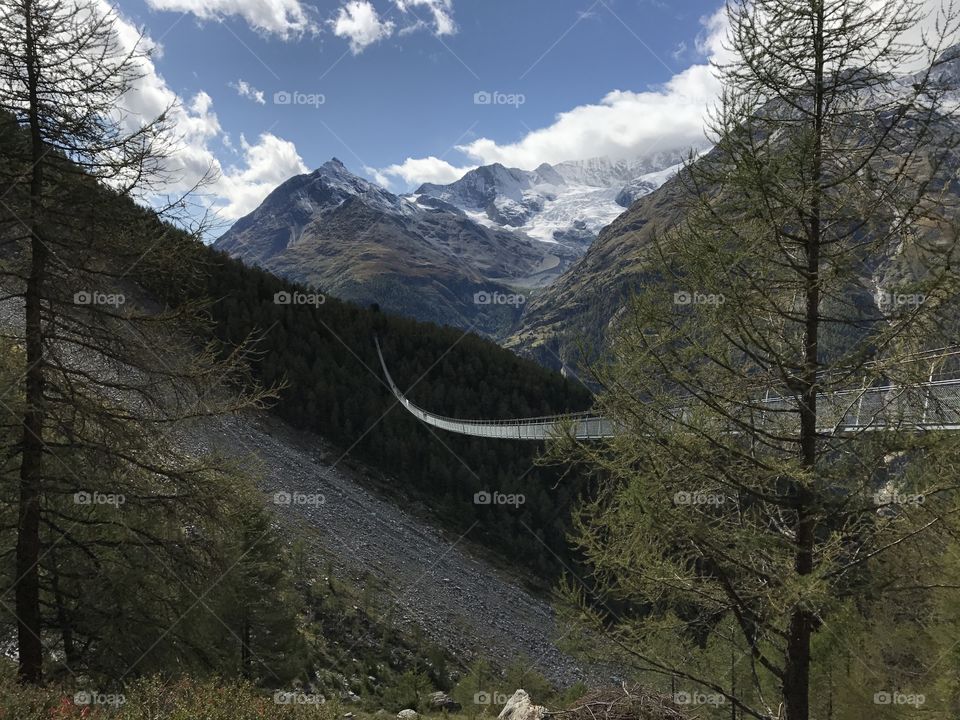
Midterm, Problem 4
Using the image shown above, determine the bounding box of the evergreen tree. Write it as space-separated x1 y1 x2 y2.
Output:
0 0 267 683
552 2 960 718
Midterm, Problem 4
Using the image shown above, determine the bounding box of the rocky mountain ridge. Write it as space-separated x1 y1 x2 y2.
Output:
214 159 578 338
413 154 686 249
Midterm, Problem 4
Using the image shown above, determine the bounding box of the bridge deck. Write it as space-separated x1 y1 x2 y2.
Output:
375 341 960 440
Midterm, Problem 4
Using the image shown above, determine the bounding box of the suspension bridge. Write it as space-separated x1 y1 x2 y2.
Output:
375 340 960 440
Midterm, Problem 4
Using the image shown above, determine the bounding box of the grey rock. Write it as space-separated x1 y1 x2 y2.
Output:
497 690 545 720
428 691 462 711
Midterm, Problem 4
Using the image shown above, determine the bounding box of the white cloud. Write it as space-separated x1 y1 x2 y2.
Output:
695 6 728 60
457 76 718 169
144 0 313 37
331 0 395 54
455 10 727 169
229 79 266 104
95 2 308 224
394 0 456 36
370 10 724 189
217 133 309 218
372 156 473 188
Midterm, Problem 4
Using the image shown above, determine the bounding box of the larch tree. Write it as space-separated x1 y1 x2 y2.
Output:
552 1 960 719
0 0 269 685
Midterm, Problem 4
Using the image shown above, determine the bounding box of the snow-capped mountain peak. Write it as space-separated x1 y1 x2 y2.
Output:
413 153 686 248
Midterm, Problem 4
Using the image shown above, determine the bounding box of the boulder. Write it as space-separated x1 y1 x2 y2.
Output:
498 690 546 720
428 691 462 712
397 710 419 720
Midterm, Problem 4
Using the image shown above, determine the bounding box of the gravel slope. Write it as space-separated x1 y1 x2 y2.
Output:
193 411 599 687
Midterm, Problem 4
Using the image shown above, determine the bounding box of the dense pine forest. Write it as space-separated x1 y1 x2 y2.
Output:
196 248 594 580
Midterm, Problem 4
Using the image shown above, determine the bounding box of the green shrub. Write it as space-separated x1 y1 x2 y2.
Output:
0 673 340 720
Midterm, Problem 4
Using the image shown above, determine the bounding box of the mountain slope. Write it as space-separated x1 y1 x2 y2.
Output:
198 411 596 685
215 159 576 338
508 53 960 371
505 171 690 370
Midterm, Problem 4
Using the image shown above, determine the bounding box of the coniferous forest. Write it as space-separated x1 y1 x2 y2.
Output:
197 248 594 580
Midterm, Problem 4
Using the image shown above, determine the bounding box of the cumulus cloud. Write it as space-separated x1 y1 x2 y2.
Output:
229 79 266 104
371 10 724 190
457 82 717 169
373 2 959 189
144 0 313 37
456 9 727 169
394 0 456 36
443 0 957 181
217 133 308 218
97 2 308 224
331 0 395 54
371 156 473 188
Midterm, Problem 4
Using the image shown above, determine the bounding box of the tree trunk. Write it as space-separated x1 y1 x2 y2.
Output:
784 4 825 718
241 615 251 679
16 0 46 685
50 549 77 668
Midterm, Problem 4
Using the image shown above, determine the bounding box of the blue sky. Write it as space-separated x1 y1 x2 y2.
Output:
109 0 726 224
